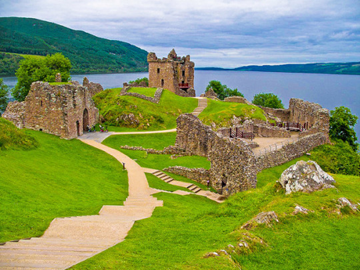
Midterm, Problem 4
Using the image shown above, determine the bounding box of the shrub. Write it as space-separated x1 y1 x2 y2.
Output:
310 140 360 176
0 118 38 150
205 80 244 100
252 93 284 109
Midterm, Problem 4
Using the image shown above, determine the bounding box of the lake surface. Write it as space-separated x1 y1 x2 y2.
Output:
2 71 360 139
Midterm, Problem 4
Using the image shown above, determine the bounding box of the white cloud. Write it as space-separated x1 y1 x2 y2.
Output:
0 0 359 67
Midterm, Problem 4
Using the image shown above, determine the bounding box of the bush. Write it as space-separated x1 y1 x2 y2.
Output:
310 140 360 176
0 118 38 150
205 80 244 100
252 93 284 109
129 77 149 86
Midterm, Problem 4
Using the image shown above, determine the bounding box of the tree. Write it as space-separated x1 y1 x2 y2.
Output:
252 93 284 109
205 80 243 100
329 106 358 151
0 79 9 113
129 77 149 86
12 53 71 101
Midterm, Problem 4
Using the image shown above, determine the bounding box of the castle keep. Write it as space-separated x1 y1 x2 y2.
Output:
3 78 102 139
147 49 195 97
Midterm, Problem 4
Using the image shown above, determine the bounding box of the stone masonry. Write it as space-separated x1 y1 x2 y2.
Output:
147 49 195 97
3 78 102 139
259 98 330 140
175 108 329 195
176 114 257 195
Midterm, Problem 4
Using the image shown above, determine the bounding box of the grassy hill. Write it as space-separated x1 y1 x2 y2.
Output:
1 119 359 268
72 153 360 269
197 62 360 75
198 99 268 129
0 127 128 242
94 87 198 131
0 17 148 75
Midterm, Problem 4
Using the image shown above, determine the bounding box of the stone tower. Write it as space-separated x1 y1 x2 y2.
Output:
147 49 195 97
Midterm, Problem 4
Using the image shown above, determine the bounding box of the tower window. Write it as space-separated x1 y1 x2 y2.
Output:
182 70 185 77
157 68 160 74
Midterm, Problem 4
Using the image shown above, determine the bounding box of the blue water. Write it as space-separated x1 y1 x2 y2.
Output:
2 71 360 139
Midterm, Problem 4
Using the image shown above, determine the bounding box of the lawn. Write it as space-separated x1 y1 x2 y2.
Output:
198 99 267 129
103 132 177 150
127 87 157 97
103 133 211 171
93 87 198 131
72 157 360 269
0 130 128 242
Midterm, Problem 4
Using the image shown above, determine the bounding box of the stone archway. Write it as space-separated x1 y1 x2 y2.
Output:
83 108 89 131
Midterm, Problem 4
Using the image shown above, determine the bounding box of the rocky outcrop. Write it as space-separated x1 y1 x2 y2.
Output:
279 160 336 194
241 211 279 230
337 197 358 212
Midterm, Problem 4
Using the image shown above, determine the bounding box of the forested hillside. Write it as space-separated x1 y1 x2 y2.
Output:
0 17 148 75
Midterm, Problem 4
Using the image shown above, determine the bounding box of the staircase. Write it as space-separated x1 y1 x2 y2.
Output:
152 171 202 193
192 98 207 117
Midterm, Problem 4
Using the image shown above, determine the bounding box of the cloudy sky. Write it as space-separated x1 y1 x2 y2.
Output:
1 0 359 67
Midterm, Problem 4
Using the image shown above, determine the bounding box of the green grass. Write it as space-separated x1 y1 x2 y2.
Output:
127 87 157 97
103 134 210 171
146 173 191 193
198 99 267 129
0 118 38 150
48 82 72 86
93 87 198 131
72 156 360 269
103 133 177 150
0 130 128 242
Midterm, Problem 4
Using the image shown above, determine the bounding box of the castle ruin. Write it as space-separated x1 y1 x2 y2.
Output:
147 49 196 97
3 78 102 139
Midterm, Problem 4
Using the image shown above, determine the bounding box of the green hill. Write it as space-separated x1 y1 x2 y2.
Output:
0 17 148 75
196 62 360 75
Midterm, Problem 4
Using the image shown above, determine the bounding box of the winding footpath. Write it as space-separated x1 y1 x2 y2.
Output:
0 97 213 269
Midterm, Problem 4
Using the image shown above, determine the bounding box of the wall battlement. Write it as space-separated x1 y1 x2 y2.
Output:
148 49 195 97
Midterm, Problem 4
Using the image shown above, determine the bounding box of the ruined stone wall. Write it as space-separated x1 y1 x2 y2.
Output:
259 106 291 122
176 114 257 195
256 132 328 171
163 166 210 186
147 50 195 97
217 123 290 138
253 124 291 138
2 101 26 129
24 82 98 139
120 86 163 104
224 96 253 105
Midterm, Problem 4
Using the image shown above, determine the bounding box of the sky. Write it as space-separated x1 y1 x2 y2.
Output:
0 0 359 68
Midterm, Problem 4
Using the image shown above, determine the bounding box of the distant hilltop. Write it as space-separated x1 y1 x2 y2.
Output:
0 17 148 75
196 62 360 76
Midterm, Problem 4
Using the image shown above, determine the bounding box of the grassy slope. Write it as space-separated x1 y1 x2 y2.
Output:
94 88 198 131
0 130 128 242
127 87 157 97
72 155 360 269
0 118 38 150
0 17 148 74
198 99 267 129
